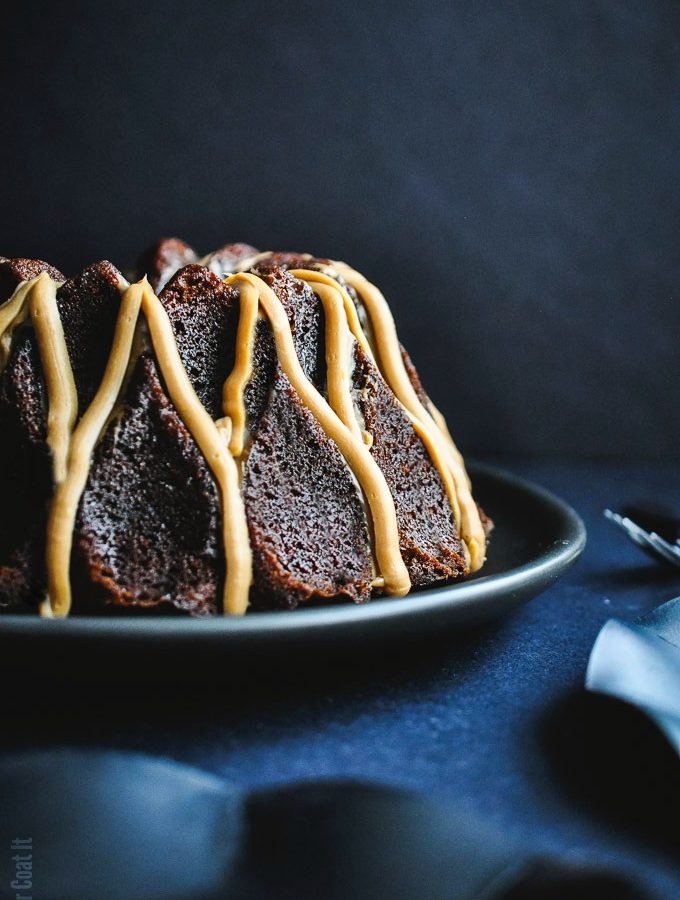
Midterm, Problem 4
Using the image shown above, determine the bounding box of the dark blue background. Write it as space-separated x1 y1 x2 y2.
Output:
1 0 678 459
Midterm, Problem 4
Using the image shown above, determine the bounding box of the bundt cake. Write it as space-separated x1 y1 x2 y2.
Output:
0 241 491 617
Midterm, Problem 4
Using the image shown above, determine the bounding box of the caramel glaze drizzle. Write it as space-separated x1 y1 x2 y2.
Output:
330 262 486 572
0 273 77 484
289 270 365 443
31 274 79 485
222 281 259 457
225 272 411 598
43 280 143 617
140 281 252 615
289 269 479 568
233 254 486 571
0 280 35 371
43 278 252 618
0 251 484 617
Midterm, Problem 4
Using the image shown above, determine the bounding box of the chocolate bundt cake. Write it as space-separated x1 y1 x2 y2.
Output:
0 241 490 617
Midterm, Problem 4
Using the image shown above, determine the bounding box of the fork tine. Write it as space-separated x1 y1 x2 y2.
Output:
620 517 658 549
622 519 675 559
604 509 680 567
647 532 680 567
605 510 652 550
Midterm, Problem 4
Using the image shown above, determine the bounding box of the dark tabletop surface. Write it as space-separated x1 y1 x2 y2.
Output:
2 460 679 898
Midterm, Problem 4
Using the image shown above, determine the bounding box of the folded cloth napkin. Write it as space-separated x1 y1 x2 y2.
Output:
587 595 680 752
0 749 646 900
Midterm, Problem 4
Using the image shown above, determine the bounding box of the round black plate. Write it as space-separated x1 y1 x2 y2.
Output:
0 463 586 655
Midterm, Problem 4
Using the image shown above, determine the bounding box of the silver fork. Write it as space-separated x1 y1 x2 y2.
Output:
604 509 680 567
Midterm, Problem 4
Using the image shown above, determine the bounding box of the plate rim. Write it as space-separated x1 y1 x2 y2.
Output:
0 462 586 641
